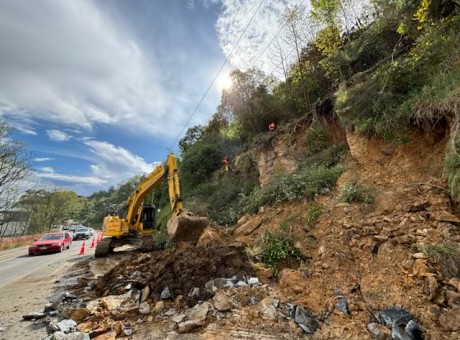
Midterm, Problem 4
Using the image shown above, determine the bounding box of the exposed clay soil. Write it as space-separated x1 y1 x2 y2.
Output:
51 124 460 340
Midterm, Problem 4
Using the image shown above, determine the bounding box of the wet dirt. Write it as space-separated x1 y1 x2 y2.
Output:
94 244 255 307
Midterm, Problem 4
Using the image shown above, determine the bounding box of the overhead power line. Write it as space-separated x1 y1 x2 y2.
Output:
248 0 306 70
169 0 266 150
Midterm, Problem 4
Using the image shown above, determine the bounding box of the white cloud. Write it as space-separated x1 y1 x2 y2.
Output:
0 0 193 139
37 172 107 185
31 140 156 192
40 166 54 173
47 129 70 142
34 157 55 162
216 0 294 75
83 140 160 190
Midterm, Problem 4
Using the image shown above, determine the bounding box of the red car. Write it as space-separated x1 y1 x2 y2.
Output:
28 232 72 255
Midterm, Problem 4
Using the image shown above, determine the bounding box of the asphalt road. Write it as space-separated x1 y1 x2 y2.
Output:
0 238 96 289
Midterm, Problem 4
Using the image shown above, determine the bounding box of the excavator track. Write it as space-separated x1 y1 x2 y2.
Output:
95 238 113 258
139 235 154 252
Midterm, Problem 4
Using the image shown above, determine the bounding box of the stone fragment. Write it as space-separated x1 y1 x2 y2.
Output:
92 331 117 340
177 319 206 333
140 285 150 303
60 308 90 322
204 280 217 293
213 291 233 312
174 295 184 308
185 302 209 322
432 211 460 225
247 277 259 286
367 322 390 339
188 287 200 298
161 287 172 299
334 290 349 315
373 306 412 329
294 306 319 334
257 297 277 320
56 319 77 333
63 292 78 301
235 281 248 288
153 301 165 313
101 292 131 310
49 332 91 340
165 308 177 316
234 216 262 236
177 303 210 333
139 302 151 315
171 313 186 323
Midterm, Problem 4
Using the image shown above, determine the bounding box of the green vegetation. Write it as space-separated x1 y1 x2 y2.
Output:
5 0 460 235
260 231 302 271
339 183 374 203
422 243 460 278
305 204 322 228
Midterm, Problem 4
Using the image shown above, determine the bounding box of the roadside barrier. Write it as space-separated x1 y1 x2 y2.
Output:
78 240 85 255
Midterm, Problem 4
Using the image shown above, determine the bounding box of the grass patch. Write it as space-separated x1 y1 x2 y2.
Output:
305 204 322 228
260 231 302 272
421 243 460 278
339 183 373 203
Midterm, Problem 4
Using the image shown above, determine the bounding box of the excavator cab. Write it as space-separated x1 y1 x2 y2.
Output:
140 205 156 231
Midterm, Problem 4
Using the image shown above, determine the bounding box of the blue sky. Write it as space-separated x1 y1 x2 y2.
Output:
0 0 338 195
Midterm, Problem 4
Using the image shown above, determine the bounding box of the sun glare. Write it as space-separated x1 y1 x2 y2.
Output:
218 73 233 90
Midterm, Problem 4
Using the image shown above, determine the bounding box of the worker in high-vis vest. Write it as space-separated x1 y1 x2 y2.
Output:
223 156 229 171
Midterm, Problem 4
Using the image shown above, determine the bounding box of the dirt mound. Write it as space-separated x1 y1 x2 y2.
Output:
95 243 254 306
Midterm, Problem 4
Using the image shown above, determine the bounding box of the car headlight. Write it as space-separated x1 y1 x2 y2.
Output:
52 243 60 247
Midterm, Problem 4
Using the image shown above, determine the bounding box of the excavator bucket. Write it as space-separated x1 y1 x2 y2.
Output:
167 211 210 244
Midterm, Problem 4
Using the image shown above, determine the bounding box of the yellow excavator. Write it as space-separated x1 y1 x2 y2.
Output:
95 153 209 257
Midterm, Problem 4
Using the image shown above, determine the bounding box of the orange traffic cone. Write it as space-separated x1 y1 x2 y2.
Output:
79 240 85 255
90 237 95 248
98 232 103 243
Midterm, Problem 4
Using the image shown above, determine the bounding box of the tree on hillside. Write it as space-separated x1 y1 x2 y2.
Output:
18 189 80 233
179 125 204 154
282 5 312 111
219 69 280 141
0 121 32 236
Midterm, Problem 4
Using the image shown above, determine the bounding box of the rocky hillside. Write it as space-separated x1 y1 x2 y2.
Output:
30 118 459 340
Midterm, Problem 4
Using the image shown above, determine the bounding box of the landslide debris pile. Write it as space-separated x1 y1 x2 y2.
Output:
95 244 254 306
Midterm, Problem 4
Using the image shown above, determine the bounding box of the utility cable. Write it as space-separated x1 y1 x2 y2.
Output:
169 0 266 150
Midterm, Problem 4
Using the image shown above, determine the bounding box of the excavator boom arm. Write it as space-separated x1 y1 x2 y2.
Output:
125 154 182 225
